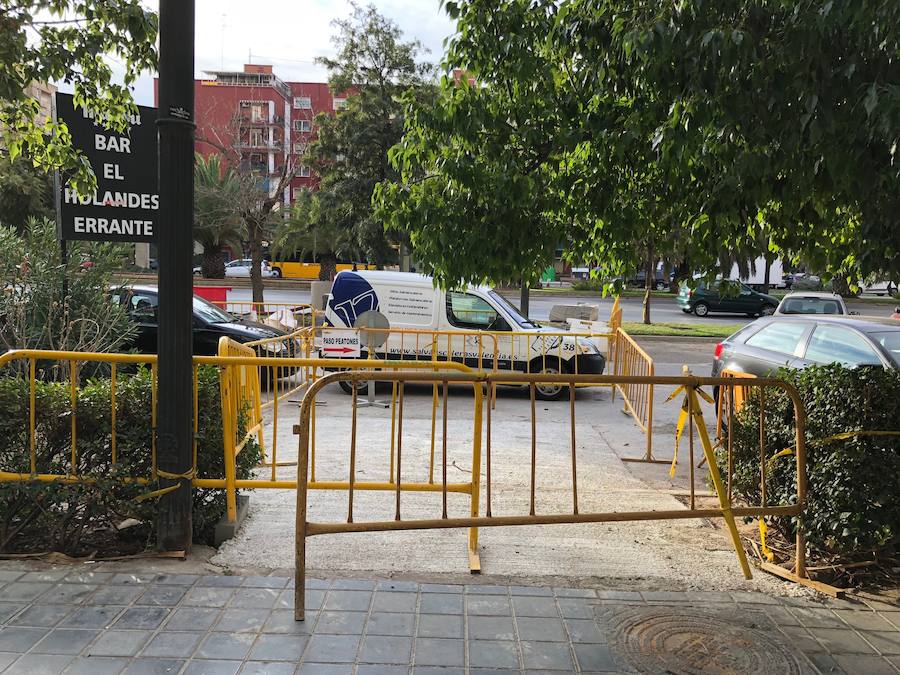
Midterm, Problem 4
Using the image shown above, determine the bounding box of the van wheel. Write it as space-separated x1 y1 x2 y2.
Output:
693 301 710 317
338 378 369 395
529 358 568 401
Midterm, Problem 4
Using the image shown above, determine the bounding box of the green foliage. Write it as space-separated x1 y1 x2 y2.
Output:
0 366 261 554
377 0 899 289
307 2 434 266
0 154 54 231
0 217 136 358
0 1 158 195
722 365 900 555
194 154 245 279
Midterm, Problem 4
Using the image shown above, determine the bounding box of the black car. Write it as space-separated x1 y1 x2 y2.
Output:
712 316 900 378
112 285 297 357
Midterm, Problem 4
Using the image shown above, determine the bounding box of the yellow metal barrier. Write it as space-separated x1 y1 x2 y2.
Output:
610 327 656 462
292 369 809 620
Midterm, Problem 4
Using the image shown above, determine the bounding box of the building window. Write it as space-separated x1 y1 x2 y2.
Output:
293 187 304 201
332 97 347 110
299 165 311 178
293 96 311 109
250 103 266 122
292 119 312 133
249 128 265 147
293 142 305 155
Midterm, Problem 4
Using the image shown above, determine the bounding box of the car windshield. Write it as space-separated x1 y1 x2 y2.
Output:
193 296 236 323
780 297 843 314
488 290 538 328
869 331 900 367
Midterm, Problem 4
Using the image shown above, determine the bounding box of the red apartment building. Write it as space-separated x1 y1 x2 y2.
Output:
154 64 347 208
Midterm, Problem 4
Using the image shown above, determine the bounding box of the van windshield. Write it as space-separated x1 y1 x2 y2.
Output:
488 290 538 328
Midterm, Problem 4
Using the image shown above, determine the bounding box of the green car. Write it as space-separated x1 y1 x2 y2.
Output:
677 280 779 317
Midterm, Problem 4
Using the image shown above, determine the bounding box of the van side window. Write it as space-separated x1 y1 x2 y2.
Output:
446 292 502 330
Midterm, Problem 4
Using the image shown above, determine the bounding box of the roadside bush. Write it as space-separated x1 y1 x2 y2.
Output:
0 366 261 554
721 365 900 556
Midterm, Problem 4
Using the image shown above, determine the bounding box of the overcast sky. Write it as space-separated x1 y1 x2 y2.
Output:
125 0 456 105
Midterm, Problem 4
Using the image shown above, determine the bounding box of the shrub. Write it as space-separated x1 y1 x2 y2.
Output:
722 364 900 555
0 366 261 554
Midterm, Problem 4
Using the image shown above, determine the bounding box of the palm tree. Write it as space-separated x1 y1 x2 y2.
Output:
272 188 358 281
194 154 245 278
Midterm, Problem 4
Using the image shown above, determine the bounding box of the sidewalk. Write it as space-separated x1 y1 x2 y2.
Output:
0 566 898 674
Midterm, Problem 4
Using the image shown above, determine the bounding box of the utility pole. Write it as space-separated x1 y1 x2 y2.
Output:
155 0 195 552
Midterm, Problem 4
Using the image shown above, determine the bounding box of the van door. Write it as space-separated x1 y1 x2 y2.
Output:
442 290 514 370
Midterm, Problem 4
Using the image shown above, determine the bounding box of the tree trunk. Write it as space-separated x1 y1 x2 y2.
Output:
762 258 771 294
248 224 264 303
642 246 653 324
201 245 225 279
320 254 337 281
520 282 529 316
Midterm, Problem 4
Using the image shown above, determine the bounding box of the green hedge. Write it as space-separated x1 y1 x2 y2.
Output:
0 366 261 554
722 364 900 555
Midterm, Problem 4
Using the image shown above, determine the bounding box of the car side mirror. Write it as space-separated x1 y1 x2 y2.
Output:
489 316 511 332
849 311 860 316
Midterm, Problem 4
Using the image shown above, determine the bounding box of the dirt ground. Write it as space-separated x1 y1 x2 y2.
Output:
211 340 809 596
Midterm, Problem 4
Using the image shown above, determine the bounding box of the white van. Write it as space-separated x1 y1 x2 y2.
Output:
321 271 606 399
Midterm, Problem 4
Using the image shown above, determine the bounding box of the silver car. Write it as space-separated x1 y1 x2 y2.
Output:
775 291 848 316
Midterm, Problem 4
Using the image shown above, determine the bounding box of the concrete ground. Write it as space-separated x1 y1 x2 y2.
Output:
212 336 798 596
0 565 897 674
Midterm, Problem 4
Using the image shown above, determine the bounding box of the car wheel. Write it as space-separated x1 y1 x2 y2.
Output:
654 280 667 291
530 358 568 401
760 305 776 316
338 376 369 395
271 267 282 279
693 302 710 317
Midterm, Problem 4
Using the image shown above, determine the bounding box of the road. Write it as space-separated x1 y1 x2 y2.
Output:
224 286 895 325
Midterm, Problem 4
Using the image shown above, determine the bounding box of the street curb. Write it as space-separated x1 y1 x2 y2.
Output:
632 334 723 341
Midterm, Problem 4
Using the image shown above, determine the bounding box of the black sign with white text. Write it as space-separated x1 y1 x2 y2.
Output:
56 92 158 242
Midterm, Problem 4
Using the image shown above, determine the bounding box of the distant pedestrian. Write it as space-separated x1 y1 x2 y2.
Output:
352 262 358 272
892 306 900 320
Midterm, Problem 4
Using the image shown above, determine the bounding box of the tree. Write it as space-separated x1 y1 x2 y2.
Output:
272 189 359 281
0 154 54 231
193 154 244 279
308 2 433 267
377 0 900 296
0 1 157 195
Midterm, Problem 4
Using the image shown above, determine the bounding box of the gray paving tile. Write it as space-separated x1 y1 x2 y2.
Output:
467 596 511 617
371 592 416 613
247 634 308 661
358 635 412 665
113 607 169 630
241 576 288 589
182 660 241 675
466 586 508 596
835 610 898 632
182 588 235 608
64 572 115 584
804 652 846 675
512 597 559 618
0 571 24 583
31 628 99 654
152 573 200 586
0 603 25 623
509 586 553 597
140 631 202 658
60 606 121 629
20 571 69 583
469 670 519 675
0 626 48 652
790 607 844 629
87 630 153 657
764 606 803 626
4 653 72 674
10 604 72 628
411 668 465 675
3 582 53 601
213 609 270 633
110 574 155 586
520 641 574 670
278 589 325 611
303 579 331 591
809 627 879 654
468 640 519 669
573 643 618 671
262 609 317 635
863 630 900 655
121 658 185 674
640 591 689 602
303 634 361 663
517 617 566 641
135 586 186 607
730 591 780 605
314 611 366 635
297 665 352 675
164 608 221 631
556 599 593 619
833 654 897 675
228 589 280 610
467 616 515 641
375 581 418 593
0 653 17 670
366 612 415 637
196 576 244 588
322 591 371 612
63 655 130 674
89 586 145 606
565 618 607 644
420 594 463 615
419 584 462 594
416 614 463 639
413 638 464 667
330 579 376 591
239 662 296 674
554 588 596 598
195 632 255 660
355 667 408 675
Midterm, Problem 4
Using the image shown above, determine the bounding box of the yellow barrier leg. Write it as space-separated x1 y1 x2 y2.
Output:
468 382 482 573
688 384 752 580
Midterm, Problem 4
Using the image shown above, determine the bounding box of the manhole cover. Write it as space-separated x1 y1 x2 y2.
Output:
602 607 805 675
